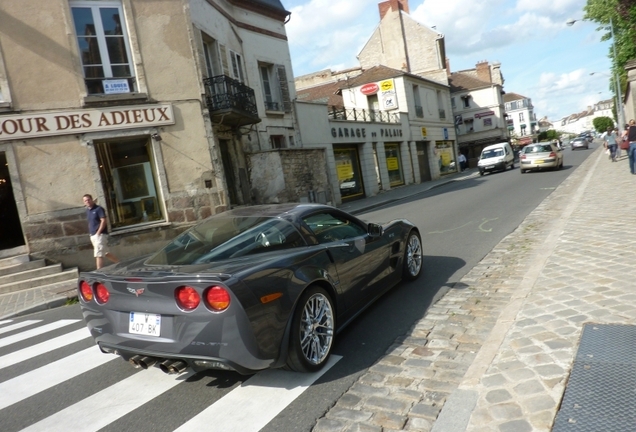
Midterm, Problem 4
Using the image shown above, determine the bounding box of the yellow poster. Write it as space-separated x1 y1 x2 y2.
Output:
421 127 427 138
441 152 451 165
337 163 353 181
387 157 399 171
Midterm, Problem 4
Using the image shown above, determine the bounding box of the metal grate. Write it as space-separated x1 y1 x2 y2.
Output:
553 324 636 431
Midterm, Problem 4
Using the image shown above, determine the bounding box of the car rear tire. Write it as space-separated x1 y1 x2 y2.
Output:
479 170 484 176
520 169 525 174
403 230 422 281
285 286 335 373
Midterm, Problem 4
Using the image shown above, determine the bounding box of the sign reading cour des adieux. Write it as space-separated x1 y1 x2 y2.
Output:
0 104 175 142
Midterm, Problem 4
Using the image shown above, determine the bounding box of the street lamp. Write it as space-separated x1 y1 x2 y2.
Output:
567 17 626 134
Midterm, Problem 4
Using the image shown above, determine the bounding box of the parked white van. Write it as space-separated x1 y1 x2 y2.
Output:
477 142 515 176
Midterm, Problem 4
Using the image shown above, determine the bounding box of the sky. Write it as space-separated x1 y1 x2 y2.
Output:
281 0 616 123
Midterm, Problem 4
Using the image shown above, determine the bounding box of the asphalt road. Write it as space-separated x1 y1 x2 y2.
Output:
0 143 597 432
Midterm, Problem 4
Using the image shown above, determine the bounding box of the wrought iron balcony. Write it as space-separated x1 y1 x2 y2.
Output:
203 75 260 127
328 106 399 123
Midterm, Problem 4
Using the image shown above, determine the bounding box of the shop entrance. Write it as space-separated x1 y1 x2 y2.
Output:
416 142 431 182
0 152 25 250
334 146 364 201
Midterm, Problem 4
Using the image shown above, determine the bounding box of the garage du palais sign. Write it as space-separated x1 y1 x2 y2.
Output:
0 104 175 141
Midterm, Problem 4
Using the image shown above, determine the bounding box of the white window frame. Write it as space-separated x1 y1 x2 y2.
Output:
202 38 221 78
260 64 280 111
70 0 135 94
230 50 244 82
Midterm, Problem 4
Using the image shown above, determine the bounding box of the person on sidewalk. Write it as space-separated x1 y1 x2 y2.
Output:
603 126 619 162
627 120 636 174
82 194 120 269
459 153 467 171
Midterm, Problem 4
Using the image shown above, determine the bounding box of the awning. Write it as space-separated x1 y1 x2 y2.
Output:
507 126 514 130
520 124 527 128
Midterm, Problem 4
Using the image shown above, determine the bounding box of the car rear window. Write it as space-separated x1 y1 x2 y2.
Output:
524 145 552 153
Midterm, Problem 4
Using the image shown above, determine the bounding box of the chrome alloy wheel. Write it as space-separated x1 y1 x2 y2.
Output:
299 292 334 365
406 233 422 277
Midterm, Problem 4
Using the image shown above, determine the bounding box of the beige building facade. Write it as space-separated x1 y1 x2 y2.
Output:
0 0 325 270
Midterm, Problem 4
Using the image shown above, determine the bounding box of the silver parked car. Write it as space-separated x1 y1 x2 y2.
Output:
571 136 590 150
520 142 564 173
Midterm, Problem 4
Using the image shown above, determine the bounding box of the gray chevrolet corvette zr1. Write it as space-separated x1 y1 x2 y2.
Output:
78 203 422 375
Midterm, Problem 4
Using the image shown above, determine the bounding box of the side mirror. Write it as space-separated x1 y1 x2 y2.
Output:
368 223 383 238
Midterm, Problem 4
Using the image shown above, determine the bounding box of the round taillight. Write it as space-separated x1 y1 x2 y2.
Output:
79 280 93 302
176 286 200 311
205 286 231 311
95 283 110 304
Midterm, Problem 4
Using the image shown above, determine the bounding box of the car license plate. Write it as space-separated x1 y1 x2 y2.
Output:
535 160 544 164
486 165 494 169
129 312 161 336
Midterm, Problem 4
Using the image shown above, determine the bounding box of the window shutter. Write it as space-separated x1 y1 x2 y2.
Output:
219 45 229 76
276 65 291 113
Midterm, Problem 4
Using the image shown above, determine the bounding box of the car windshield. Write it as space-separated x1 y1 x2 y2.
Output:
482 149 503 158
146 216 306 265
524 145 553 153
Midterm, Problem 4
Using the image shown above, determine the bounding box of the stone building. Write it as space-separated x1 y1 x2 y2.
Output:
296 65 457 204
0 0 327 270
448 61 509 165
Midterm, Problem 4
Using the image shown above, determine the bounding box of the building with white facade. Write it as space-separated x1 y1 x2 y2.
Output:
503 93 537 140
557 99 614 134
296 65 456 204
448 62 509 165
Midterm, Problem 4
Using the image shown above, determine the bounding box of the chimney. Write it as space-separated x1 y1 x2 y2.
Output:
445 57 451 77
378 0 409 20
476 60 491 83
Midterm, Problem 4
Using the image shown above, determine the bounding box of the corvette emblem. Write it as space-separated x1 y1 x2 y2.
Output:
127 287 145 296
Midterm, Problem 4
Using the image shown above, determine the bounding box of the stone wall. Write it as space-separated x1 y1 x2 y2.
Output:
248 148 329 204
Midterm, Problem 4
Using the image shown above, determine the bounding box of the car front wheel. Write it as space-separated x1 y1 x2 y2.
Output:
286 286 335 373
403 230 422 281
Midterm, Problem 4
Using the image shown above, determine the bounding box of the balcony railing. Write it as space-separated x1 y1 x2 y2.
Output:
415 105 423 118
264 101 281 111
203 75 260 127
439 108 446 119
328 106 400 123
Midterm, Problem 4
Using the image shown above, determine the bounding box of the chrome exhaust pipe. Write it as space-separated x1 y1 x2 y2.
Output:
159 359 188 374
159 359 177 374
137 356 159 370
128 355 143 368
168 360 188 374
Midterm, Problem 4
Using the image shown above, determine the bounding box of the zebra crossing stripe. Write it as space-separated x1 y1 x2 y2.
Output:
0 346 115 410
0 320 41 335
20 367 195 432
175 355 342 432
0 320 13 326
0 327 91 370
0 319 80 348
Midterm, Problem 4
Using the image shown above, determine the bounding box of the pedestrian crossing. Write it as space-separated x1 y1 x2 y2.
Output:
0 317 341 432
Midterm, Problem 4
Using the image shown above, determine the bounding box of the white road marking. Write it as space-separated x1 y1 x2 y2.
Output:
0 320 40 335
0 327 91 370
0 320 80 348
175 355 342 432
0 346 115 410
0 320 14 326
20 367 195 432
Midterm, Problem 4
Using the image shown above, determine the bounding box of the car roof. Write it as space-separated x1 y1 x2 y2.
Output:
212 203 338 219
482 142 509 151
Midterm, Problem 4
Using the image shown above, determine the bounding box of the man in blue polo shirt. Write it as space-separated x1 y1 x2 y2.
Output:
83 194 119 269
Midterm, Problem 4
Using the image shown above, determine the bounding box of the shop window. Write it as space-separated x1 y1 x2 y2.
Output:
436 141 457 174
94 137 163 228
334 147 364 200
71 1 136 95
385 144 404 187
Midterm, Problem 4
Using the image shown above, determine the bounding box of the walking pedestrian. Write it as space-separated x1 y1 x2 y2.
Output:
627 120 636 174
603 126 618 162
82 194 120 269
458 153 467 171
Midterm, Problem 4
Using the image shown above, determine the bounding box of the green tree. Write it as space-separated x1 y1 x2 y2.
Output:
584 0 636 99
593 115 615 132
